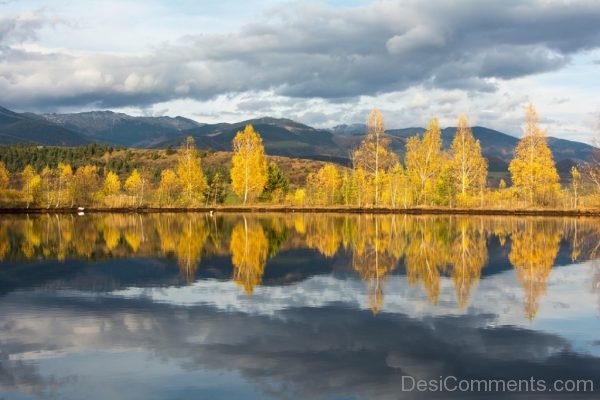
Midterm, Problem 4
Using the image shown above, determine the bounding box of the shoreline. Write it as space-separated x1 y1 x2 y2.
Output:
1 206 600 217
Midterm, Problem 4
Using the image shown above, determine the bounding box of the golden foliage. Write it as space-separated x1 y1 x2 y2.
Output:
0 161 9 190
449 218 487 308
175 216 209 283
230 125 268 204
509 220 562 320
508 104 560 206
350 215 402 314
449 115 488 205
230 217 268 294
353 107 398 205
306 164 341 205
177 136 207 206
405 119 444 206
156 169 180 206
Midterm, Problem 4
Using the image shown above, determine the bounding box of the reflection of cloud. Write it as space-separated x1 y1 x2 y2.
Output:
0 356 69 397
110 262 600 333
1 262 600 399
0 289 599 399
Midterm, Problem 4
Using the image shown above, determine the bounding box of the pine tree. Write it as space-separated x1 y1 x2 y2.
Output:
261 162 289 202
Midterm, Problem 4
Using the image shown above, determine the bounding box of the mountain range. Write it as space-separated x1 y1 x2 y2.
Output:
0 105 596 172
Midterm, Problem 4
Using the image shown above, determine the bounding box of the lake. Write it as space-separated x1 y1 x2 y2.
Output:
1 213 599 399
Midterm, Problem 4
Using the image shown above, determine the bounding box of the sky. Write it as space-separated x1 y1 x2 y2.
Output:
1 0 599 142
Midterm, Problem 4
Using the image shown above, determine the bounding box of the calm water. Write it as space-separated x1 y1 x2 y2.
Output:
1 213 600 399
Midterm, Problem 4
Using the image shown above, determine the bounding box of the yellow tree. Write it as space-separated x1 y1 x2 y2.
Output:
0 161 9 190
449 115 488 205
21 165 42 208
156 168 179 206
103 171 121 195
385 163 412 208
353 108 398 206
293 188 307 206
309 164 341 205
571 166 582 208
40 166 57 208
508 104 560 206
176 136 207 206
71 165 99 206
230 216 269 294
405 118 444 206
125 169 146 206
230 124 268 204
56 163 73 207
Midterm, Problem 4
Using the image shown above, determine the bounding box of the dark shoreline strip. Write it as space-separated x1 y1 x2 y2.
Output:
1 207 600 217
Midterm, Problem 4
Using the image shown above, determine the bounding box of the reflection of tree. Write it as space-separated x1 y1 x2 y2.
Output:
263 217 289 257
20 216 42 259
449 218 487 309
350 215 401 314
509 220 562 321
230 216 268 294
404 218 450 304
305 216 341 257
565 219 600 263
0 224 9 260
175 216 208 283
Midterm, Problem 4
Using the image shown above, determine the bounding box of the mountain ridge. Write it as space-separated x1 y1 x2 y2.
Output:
0 105 596 173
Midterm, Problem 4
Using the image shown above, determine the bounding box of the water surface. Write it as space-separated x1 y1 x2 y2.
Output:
1 213 599 399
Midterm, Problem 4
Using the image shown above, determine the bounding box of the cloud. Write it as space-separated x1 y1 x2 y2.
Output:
386 25 445 55
1 1 600 112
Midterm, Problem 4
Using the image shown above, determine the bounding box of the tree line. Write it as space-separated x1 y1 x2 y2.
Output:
0 104 598 209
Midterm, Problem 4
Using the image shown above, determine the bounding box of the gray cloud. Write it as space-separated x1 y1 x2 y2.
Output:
1 1 600 111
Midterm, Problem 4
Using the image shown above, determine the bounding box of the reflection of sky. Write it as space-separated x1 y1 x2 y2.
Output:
1 259 600 399
107 261 600 354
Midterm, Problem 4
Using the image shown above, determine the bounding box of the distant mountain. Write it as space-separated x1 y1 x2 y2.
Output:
40 111 202 148
0 105 596 173
158 117 349 164
0 106 88 146
329 123 367 136
384 126 595 172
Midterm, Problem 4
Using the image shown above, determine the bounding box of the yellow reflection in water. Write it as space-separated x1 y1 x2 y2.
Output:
1 213 599 320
